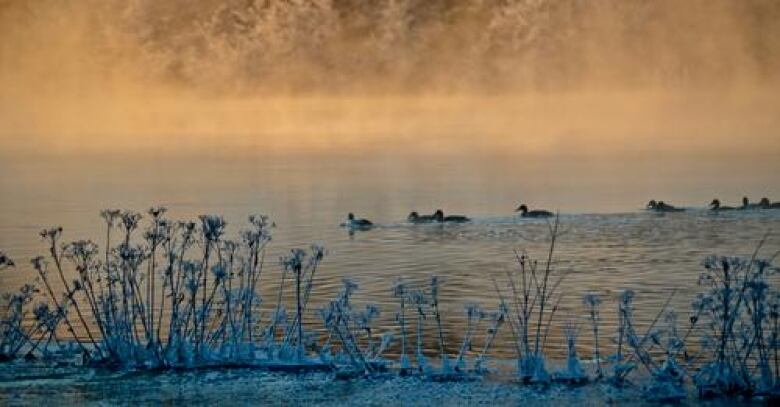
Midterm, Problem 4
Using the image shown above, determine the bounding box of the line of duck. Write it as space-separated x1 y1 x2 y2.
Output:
407 209 471 224
344 202 553 230
345 196 780 229
650 196 780 212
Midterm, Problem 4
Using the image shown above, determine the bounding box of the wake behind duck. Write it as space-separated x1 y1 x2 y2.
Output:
646 200 684 212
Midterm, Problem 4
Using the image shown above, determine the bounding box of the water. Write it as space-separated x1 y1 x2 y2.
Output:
1 153 779 403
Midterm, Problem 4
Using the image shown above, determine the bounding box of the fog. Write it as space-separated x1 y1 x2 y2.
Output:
1 0 779 158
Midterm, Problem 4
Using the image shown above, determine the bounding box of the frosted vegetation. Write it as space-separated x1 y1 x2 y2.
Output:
1 208 779 402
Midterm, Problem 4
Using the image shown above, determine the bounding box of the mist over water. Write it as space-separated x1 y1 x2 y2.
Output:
0 0 779 157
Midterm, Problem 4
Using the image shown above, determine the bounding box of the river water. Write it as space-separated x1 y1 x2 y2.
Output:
0 153 778 403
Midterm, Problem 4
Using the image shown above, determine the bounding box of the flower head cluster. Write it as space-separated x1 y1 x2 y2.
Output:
30 256 48 275
39 226 63 243
121 211 142 233
148 206 167 219
100 209 121 227
63 240 99 263
200 215 226 242
282 248 306 274
242 215 273 249
117 243 147 270
145 216 172 247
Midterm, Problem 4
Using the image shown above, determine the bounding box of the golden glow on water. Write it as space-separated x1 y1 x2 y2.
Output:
2 92 780 159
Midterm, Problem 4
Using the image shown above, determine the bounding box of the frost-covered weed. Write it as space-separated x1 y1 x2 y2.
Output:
607 289 638 386
553 321 586 384
583 292 603 379
409 289 428 373
392 279 411 371
0 273 40 360
455 303 482 371
473 301 507 373
502 215 565 383
691 253 780 397
641 311 687 402
2 210 286 368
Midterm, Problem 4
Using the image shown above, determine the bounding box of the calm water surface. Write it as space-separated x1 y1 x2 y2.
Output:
0 153 779 402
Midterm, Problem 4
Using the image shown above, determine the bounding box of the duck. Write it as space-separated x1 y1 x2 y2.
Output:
433 209 471 223
515 204 554 218
759 197 780 209
344 213 373 229
647 200 684 212
408 211 437 224
709 199 735 211
740 197 763 210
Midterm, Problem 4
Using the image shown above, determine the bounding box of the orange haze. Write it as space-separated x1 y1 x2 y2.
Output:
1 0 779 158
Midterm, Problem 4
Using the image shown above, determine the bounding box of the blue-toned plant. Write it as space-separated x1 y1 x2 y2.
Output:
504 214 565 383
281 245 325 358
583 292 603 379
641 310 687 402
392 279 411 371
428 275 452 373
42 227 102 359
319 278 372 374
409 288 428 373
692 252 779 398
607 289 638 385
474 301 508 373
0 252 41 360
455 303 483 372
26 301 62 359
30 250 92 359
553 320 587 384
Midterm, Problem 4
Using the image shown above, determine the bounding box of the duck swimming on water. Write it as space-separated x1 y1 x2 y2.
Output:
433 209 471 223
759 197 780 209
709 199 735 211
740 196 763 210
344 213 373 229
515 204 554 218
408 211 437 224
647 200 684 212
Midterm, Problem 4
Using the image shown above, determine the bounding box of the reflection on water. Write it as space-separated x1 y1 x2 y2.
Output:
1 154 779 363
